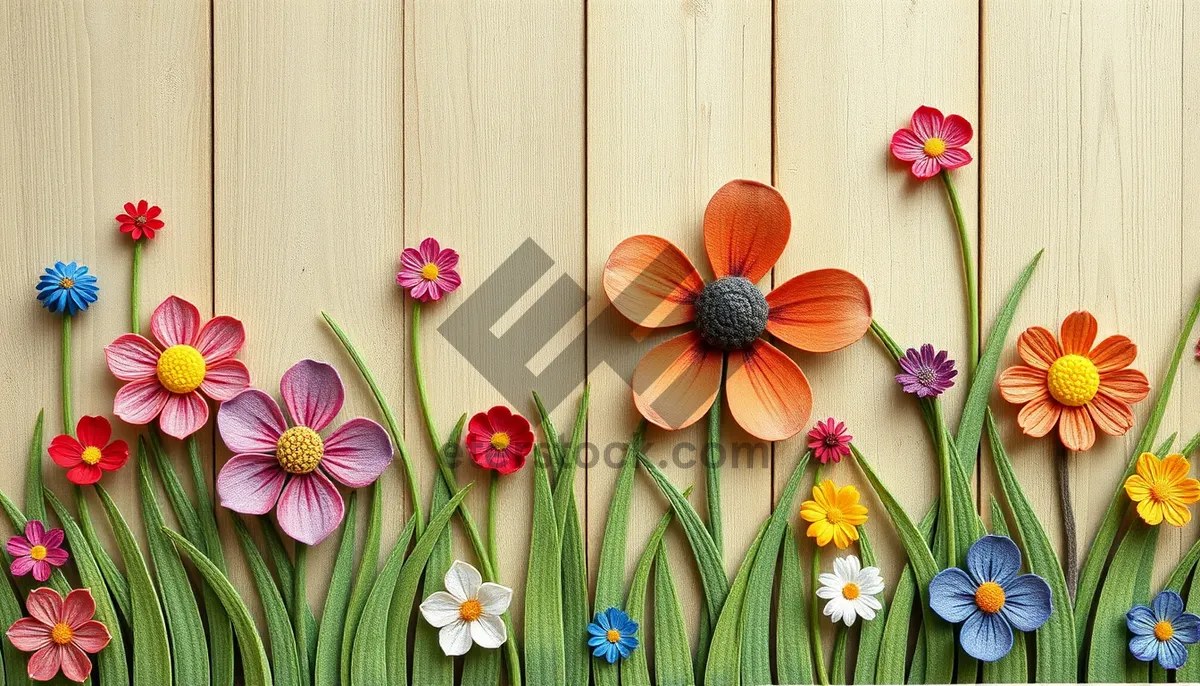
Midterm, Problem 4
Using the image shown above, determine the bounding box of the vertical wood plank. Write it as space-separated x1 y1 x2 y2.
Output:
980 0 1186 587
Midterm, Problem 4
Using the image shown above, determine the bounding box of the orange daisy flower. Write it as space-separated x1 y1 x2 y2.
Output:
602 180 872 441
998 311 1150 452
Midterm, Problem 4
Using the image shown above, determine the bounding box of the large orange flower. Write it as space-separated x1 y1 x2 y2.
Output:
602 180 872 441
998 311 1150 452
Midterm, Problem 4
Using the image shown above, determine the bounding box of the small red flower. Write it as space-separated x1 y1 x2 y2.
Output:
48 416 129 485
807 417 852 465
466 406 534 475
116 200 164 240
890 106 973 179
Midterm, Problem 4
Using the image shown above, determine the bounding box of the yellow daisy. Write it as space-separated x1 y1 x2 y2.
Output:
1124 452 1200 527
800 480 868 549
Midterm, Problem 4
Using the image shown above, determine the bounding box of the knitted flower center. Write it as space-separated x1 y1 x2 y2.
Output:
1154 620 1175 641
421 263 440 281
694 277 769 350
50 622 73 645
975 581 1006 614
81 446 103 465
157 345 207 394
29 545 47 561
606 629 622 644
276 426 324 474
58 277 75 289
459 599 482 622
923 137 947 157
824 507 844 524
490 432 510 451
1046 354 1100 407
841 582 860 600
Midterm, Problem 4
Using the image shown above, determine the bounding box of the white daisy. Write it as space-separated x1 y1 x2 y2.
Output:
816 554 885 626
419 559 513 656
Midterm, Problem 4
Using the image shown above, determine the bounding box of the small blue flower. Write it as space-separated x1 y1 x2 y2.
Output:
928 535 1053 662
36 262 98 316
1127 590 1200 670
587 607 639 664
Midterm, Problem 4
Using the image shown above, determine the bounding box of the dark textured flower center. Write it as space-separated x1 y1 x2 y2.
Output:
694 277 768 350
824 435 840 447
916 368 936 385
136 215 147 225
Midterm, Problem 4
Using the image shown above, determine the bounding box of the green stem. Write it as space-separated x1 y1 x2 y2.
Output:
933 401 957 567
487 471 498 564
294 543 310 686
810 465 831 686
941 169 978 377
61 316 73 435
706 378 724 563
131 239 143 334
410 302 443 454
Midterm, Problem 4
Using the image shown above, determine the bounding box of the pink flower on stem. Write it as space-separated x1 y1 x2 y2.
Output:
807 418 852 465
7 522 68 582
104 296 250 439
215 360 393 545
6 588 110 683
397 237 461 302
890 106 973 179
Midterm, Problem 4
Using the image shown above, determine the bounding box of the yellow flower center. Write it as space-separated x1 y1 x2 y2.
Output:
923 137 947 157
825 507 844 524
1149 480 1173 504
459 598 482 622
29 545 47 561
1155 620 1175 641
50 622 73 645
975 581 1006 614
421 263 440 281
606 629 622 644
276 426 324 474
157 344 207 394
81 446 103 465
1046 354 1100 407
58 277 75 289
490 432 510 451
842 582 860 600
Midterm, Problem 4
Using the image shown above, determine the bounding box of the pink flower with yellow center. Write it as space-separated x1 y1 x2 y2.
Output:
890 106 973 179
6 588 110 683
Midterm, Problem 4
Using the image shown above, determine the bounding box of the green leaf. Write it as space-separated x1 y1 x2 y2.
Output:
1076 290 1200 651
136 440 209 686
0 566 27 686
232 516 301 686
741 451 811 684
96 483 172 686
314 492 359 686
261 516 318 661
776 523 812 685
341 480 382 686
875 505 936 684
981 496 1027 684
349 515 416 686
525 446 566 684
162 528 273 686
830 626 848 685
146 430 203 548
706 388 724 559
853 524 886 685
1180 562 1200 682
653 542 695 686
1088 521 1152 681
558 472 591 686
24 410 45 523
704 523 768 686
985 412 1076 682
74 487 132 624
1129 524 1159 683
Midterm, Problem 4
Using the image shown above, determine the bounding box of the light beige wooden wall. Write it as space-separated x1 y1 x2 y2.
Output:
0 0 1197 658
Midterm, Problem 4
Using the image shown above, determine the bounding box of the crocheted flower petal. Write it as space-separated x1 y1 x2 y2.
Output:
960 610 1014 663
1016 326 1062 370
26 644 65 682
217 389 287 454
1087 392 1135 437
445 560 483 602
911 106 945 141
41 527 62 550
726 340 811 441
113 378 171 426
61 589 96 628
1059 311 1098 356
66 464 103 486
1099 369 1151 404
75 416 112 448
420 592 465 628
321 418 392 488
104 334 161 381
7 534 31 556
1089 335 1137 372
150 296 202 349
911 156 942 179
439 620 473 657
632 330 722 431
966 535 1022 586
1129 633 1158 662
765 269 871 353
928 567 978 623
217 453 286 515
703 179 790 283
1058 406 1096 452
59 643 93 682
195 315 246 364
890 128 927 161
70 621 110 653
941 114 974 147
1156 638 1188 670
1127 605 1158 635
1016 395 1061 438
1000 574 1052 631
418 237 443 264
470 614 507 649
6 617 51 651
10 556 34 577
602 235 702 328
277 470 344 546
159 391 210 440
998 365 1049 404
1153 590 1185 622
25 587 63 626
281 359 345 432
200 359 252 402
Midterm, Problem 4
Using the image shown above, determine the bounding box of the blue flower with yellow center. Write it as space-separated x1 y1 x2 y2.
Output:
587 607 638 664
36 262 98 315
1128 590 1200 669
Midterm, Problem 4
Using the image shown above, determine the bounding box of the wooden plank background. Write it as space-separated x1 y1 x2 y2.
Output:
1 0 1197 672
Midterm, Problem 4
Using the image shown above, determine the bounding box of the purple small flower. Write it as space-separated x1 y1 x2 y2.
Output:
896 344 957 398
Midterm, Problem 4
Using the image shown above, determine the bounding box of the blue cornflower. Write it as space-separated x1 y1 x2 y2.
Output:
587 607 638 664
1128 590 1200 669
36 262 98 315
928 535 1053 662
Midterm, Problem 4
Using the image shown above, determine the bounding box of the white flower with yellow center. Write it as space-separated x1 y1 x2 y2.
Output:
419 560 512 656
816 555 884 626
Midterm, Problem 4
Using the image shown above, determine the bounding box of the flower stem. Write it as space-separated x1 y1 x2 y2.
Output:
1057 442 1078 599
294 542 310 686
487 470 498 564
941 169 978 377
933 401 957 567
61 316 73 435
809 465 831 686
706 380 724 564
131 238 143 335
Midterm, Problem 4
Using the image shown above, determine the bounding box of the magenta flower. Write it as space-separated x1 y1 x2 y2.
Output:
807 418 852 465
896 344 958 398
215 360 393 545
7 521 68 582
890 106 973 179
397 237 461 302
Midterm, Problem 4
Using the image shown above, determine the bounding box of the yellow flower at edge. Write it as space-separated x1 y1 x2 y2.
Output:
1124 452 1200 527
800 480 868 549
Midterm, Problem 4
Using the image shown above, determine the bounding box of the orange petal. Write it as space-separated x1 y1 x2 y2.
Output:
1058 406 1096 452
1086 393 1135 437
1137 498 1164 526
631 330 723 431
998 365 1049 404
725 340 811 441
703 180 790 283
1099 369 1151 404
1173 478 1200 504
1017 326 1062 370
1017 395 1061 438
1124 474 1151 502
1088 335 1137 372
1136 452 1162 482
1163 501 1191 527
603 235 704 327
765 269 872 353
1059 311 1098 355
1159 454 1191 485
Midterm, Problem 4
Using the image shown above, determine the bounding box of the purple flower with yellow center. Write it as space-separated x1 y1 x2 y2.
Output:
896 343 957 397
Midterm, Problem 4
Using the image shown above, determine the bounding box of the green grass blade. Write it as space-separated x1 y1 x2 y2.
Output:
559 480 591 686
136 441 208 686
981 496 1027 684
350 516 416 686
24 411 45 523
777 523 812 685
74 487 132 623
1129 525 1159 683
96 483 172 686
706 387 724 559
163 528 273 686
341 480 383 686
830 626 848 685
853 524 887 685
1087 522 1152 681
874 505 936 684
261 517 318 660
146 431 202 545
654 542 695 686
0 569 27 686
525 446 566 685
314 492 358 686
232 516 300 686
1180 567 1200 682
705 523 768 686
